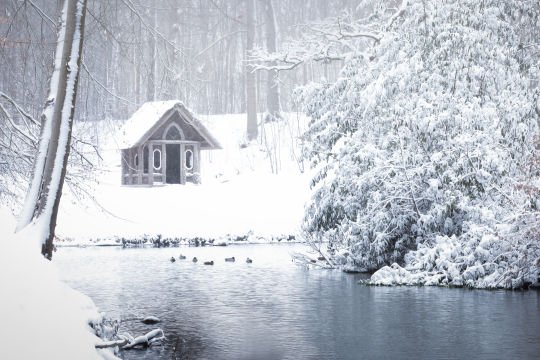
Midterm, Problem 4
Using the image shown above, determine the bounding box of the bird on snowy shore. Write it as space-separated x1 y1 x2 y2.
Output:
170 257 176 263
192 257 198 263
179 254 186 260
204 261 214 265
246 258 253 263
225 257 235 262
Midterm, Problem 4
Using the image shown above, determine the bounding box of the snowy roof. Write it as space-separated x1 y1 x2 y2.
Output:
117 100 221 150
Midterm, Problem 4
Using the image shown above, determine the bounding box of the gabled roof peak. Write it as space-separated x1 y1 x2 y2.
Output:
118 101 221 150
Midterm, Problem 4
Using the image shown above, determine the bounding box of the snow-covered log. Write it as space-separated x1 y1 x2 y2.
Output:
122 329 165 350
95 339 128 349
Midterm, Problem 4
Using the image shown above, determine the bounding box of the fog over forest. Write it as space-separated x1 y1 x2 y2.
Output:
0 1 539 359
1 0 355 120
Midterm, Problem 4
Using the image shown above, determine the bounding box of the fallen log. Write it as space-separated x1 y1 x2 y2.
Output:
95 339 128 349
123 328 165 350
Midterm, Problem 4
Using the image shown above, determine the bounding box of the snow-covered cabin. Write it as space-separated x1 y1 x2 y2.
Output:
118 101 221 185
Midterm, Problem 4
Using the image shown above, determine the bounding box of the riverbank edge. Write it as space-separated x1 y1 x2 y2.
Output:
358 279 540 291
295 257 539 291
57 236 539 291
55 233 302 248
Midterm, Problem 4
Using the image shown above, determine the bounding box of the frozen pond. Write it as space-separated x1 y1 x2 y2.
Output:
55 244 540 360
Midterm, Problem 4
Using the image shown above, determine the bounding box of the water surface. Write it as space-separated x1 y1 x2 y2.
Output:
55 244 540 360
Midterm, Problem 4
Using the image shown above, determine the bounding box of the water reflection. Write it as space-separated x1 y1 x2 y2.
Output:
55 244 540 360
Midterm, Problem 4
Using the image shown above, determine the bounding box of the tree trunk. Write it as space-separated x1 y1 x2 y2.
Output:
147 0 156 102
16 0 87 260
134 18 142 107
246 0 258 140
263 0 281 122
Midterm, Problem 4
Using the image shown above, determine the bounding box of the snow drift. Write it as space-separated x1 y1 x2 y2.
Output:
0 208 118 359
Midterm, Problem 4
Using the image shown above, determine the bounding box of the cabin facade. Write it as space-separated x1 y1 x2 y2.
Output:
119 101 220 185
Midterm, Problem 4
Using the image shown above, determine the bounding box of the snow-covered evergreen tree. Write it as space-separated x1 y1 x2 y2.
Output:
298 0 539 287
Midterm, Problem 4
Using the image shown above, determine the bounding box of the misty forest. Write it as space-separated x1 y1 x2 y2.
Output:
0 1 539 359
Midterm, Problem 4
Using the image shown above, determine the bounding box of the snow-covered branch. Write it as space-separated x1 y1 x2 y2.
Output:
249 4 407 73
299 0 540 287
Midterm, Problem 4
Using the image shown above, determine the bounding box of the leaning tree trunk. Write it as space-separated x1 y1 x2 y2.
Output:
246 0 258 140
263 0 281 122
16 0 87 260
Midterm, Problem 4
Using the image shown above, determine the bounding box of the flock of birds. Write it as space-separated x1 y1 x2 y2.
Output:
170 255 253 265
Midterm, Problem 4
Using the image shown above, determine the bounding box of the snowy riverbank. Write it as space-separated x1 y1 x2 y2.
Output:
54 112 311 243
0 209 119 360
0 111 313 358
56 232 301 247
365 233 540 290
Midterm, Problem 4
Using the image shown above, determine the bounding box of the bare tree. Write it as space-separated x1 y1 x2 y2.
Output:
16 0 88 260
146 0 156 102
246 0 258 140
262 0 281 122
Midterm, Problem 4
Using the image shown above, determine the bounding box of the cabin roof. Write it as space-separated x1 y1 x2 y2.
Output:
118 100 221 150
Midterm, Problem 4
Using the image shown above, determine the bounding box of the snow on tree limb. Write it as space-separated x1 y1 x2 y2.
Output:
299 0 540 287
16 0 88 260
16 0 69 233
248 5 393 73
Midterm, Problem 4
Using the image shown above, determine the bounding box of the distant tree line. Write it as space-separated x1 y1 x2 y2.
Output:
0 0 359 123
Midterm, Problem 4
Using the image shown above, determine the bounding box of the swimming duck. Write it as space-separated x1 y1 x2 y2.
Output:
192 257 198 263
179 254 187 260
246 258 253 263
204 261 214 265
225 257 235 262
170 257 176 263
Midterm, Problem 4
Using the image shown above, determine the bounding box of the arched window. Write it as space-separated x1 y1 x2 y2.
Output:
143 145 149 173
134 154 139 168
153 149 161 170
164 124 184 140
185 149 193 170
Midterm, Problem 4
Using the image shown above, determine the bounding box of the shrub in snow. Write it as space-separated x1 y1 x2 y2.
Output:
298 0 539 287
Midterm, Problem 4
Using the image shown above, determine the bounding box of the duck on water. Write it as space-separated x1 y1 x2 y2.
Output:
172 256 253 264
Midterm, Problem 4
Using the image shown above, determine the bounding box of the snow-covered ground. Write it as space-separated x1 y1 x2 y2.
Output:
56 112 311 243
0 111 310 359
0 208 118 360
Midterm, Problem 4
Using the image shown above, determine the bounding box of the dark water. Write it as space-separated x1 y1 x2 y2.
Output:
55 244 540 360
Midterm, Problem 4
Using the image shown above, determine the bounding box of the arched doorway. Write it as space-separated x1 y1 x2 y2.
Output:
164 124 184 184
166 144 180 183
